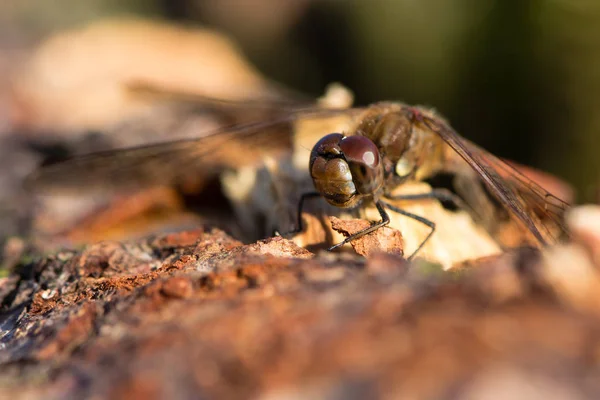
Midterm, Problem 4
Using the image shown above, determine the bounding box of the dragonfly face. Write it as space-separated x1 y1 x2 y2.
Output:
309 133 384 208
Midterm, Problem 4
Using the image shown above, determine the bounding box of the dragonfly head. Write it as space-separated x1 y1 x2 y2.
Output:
309 133 384 208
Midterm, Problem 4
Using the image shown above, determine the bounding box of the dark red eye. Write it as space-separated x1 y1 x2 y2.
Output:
339 136 382 195
311 133 344 157
339 136 380 168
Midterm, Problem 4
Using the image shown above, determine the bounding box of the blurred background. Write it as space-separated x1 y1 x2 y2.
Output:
0 0 599 257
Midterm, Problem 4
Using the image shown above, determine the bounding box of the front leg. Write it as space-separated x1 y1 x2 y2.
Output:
274 191 322 237
328 201 391 251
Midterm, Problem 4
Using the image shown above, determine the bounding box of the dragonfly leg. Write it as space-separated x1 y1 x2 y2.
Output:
379 200 436 260
384 188 482 222
328 201 390 251
274 191 322 237
384 188 467 211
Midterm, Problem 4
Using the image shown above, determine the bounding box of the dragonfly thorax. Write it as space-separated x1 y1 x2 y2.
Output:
356 104 447 189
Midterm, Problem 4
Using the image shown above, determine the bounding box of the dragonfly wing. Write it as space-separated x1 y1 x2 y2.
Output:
25 117 297 194
419 112 570 245
25 92 361 195
126 81 316 111
480 152 570 242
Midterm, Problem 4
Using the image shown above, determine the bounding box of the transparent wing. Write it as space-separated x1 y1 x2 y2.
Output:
481 155 569 241
25 93 358 194
125 81 316 111
417 109 570 245
25 117 297 193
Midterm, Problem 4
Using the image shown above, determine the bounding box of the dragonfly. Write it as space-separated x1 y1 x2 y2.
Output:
25 83 571 259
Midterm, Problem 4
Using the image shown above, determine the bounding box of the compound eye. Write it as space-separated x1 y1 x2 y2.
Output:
339 136 380 169
311 133 345 157
339 136 382 194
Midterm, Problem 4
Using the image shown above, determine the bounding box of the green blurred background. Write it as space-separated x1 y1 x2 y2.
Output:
2 0 599 201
